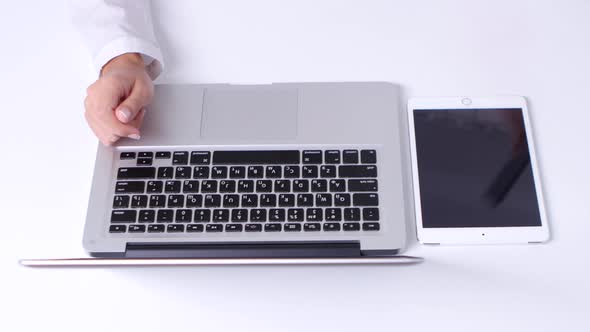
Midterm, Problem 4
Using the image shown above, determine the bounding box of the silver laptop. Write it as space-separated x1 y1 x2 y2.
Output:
82 82 413 258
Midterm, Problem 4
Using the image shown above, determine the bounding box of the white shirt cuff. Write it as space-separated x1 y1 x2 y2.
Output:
93 36 164 79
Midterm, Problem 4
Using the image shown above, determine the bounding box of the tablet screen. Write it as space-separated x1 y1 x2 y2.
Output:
413 108 543 228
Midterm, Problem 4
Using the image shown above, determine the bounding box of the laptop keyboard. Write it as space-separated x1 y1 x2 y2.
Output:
109 149 380 234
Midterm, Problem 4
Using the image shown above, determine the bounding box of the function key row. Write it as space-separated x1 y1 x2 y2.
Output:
120 150 377 165
110 222 380 233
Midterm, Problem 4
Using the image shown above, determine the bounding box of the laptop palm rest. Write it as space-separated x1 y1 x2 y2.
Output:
200 87 299 140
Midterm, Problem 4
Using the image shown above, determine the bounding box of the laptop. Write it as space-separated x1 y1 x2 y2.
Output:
82 82 413 259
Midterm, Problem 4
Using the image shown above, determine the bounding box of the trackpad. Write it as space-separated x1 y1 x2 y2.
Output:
201 87 298 140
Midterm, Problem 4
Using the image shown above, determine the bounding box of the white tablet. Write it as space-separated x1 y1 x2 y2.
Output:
407 96 550 244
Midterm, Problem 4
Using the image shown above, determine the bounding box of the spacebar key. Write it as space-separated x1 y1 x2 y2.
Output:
213 151 300 165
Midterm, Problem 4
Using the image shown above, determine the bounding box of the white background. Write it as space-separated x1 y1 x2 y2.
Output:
1 1 589 331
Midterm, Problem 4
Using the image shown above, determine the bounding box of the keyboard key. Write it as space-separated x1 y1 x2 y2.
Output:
302 166 318 178
293 180 309 192
363 208 380 221
137 157 152 166
311 179 328 192
344 208 361 221
213 209 230 222
167 224 185 233
131 195 148 208
157 167 173 179
339 165 378 178
211 166 228 179
247 166 264 178
274 180 291 192
229 166 246 178
284 166 300 178
304 223 321 231
250 209 267 222
225 224 243 232
353 193 379 206
329 179 346 192
320 165 337 178
138 152 153 158
206 224 223 232
265 223 282 232
285 223 302 232
241 194 258 207
325 208 342 221
193 166 210 179
186 194 203 207
324 223 341 231
175 209 192 222
148 224 165 233
157 210 174 222
109 225 126 233
190 151 211 165
138 210 155 223
343 150 359 164
231 209 248 222
343 222 361 231
324 150 341 164
245 224 263 232
306 208 323 221
187 224 204 232
167 195 184 208
194 209 211 222
348 179 378 192
204 194 221 207
120 152 136 160
256 180 272 192
261 194 277 207
361 150 377 164
175 167 191 179
219 180 236 193
297 194 314 207
117 167 156 179
363 222 380 231
111 210 136 223
213 150 300 165
201 180 218 193
334 193 351 206
266 166 282 178
223 194 240 207
287 208 304 222
149 195 166 208
155 151 171 159
113 195 130 208
237 180 254 193
172 151 189 165
147 181 163 193
115 181 145 194
278 194 295 207
315 193 332 207
302 150 322 164
164 180 181 193
128 224 146 233
269 209 285 222
183 180 199 193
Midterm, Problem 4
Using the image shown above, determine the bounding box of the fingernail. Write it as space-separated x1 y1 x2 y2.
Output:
118 108 131 121
127 134 141 140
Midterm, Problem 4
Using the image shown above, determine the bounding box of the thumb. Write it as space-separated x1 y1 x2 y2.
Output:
115 82 152 123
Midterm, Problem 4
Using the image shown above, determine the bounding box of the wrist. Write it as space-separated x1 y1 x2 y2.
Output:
101 53 145 76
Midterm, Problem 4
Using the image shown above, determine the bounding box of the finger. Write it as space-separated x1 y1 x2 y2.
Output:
115 80 153 123
86 110 120 146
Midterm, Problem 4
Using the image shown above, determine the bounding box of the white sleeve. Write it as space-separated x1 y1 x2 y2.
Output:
70 0 164 79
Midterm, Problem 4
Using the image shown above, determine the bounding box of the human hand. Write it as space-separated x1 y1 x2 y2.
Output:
84 53 154 146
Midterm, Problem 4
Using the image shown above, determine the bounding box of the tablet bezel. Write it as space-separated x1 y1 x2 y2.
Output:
407 96 550 244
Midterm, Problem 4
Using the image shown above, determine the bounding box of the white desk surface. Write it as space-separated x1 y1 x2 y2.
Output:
1 1 589 331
